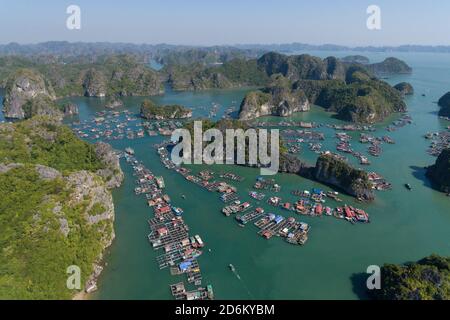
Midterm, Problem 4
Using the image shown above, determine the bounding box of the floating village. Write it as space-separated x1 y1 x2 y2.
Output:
63 104 440 300
122 148 214 300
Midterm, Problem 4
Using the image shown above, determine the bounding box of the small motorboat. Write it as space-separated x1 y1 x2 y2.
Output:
405 183 412 190
229 264 236 272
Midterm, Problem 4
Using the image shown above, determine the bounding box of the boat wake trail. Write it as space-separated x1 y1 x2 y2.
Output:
230 266 254 299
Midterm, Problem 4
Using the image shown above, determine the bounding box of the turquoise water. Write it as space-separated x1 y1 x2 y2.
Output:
2 52 450 299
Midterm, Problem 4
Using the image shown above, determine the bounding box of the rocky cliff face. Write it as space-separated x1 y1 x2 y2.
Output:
426 148 450 193
0 117 123 298
238 76 310 120
110 65 164 96
66 170 115 233
313 153 375 201
278 153 312 177
94 142 124 189
438 92 450 117
62 102 79 116
83 69 107 97
2 69 58 119
238 91 273 120
105 98 123 109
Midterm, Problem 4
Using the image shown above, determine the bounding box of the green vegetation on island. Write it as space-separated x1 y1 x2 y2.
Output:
371 255 450 300
140 99 192 120
313 153 374 200
0 54 164 99
164 58 268 91
394 82 414 96
367 57 413 75
0 116 122 299
2 68 60 120
239 53 407 123
238 75 310 120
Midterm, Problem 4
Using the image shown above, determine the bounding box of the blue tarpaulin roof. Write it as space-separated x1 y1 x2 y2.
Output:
179 261 192 271
275 216 284 223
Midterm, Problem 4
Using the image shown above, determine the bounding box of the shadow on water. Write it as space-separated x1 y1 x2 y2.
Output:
428 110 440 116
411 164 450 194
350 273 370 300
410 165 436 190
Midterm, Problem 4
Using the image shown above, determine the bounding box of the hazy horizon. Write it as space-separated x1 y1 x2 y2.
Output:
1 0 449 46
2 40 450 48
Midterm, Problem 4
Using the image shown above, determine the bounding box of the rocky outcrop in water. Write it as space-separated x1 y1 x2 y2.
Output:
2 68 58 119
313 153 374 201
140 99 192 120
105 98 123 109
394 82 414 96
437 92 450 117
367 57 412 75
426 148 450 193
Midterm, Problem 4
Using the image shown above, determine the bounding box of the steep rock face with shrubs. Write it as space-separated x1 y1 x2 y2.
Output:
140 99 192 120
426 148 450 193
371 255 450 300
313 153 374 201
238 52 407 123
438 92 450 117
238 75 310 120
0 116 123 299
2 68 60 119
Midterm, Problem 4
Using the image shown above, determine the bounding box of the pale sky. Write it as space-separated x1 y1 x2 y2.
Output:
0 0 448 46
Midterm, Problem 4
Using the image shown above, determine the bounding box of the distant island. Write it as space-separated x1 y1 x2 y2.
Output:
2 41 450 60
237 52 410 123
1 46 412 123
